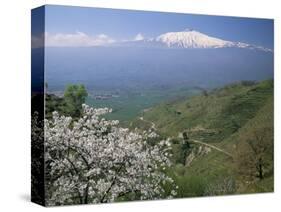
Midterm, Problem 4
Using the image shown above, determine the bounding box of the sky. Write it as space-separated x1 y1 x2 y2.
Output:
41 5 273 49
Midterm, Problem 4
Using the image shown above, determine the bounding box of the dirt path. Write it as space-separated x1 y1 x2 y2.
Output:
138 116 233 158
190 139 233 158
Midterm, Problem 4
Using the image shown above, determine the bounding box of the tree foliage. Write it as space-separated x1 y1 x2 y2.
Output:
63 84 88 117
235 127 273 181
31 112 45 205
44 104 176 205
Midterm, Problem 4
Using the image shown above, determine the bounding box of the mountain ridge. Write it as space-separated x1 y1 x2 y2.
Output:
118 29 272 52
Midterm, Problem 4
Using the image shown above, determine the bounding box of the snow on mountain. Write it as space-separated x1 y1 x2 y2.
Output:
127 29 272 52
156 29 234 49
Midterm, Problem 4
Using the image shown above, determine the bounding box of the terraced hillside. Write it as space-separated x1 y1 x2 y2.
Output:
132 80 273 196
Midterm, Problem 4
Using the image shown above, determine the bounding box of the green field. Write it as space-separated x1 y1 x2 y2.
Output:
86 86 201 125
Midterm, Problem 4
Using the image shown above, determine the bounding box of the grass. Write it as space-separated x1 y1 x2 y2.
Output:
136 80 273 141
133 79 273 196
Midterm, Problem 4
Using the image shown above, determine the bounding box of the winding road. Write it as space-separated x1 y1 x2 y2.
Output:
138 116 233 158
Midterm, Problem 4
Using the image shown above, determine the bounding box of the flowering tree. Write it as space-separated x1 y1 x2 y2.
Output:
31 112 45 204
45 104 176 205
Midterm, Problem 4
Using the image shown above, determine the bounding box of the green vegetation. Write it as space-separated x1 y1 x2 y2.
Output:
132 80 273 196
46 84 88 119
45 80 273 197
135 80 272 139
86 87 201 125
64 84 88 117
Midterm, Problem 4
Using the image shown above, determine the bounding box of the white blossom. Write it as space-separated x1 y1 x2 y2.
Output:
43 104 176 205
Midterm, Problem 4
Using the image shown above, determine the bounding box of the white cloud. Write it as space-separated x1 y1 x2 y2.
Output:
31 32 146 47
44 31 115 47
134 33 144 41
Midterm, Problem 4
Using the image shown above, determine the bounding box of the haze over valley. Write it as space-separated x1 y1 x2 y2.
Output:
42 29 273 121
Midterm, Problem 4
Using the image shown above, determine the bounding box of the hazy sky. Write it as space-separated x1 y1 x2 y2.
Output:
43 5 274 49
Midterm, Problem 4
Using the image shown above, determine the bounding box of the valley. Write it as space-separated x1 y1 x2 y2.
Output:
45 79 274 196
131 79 273 195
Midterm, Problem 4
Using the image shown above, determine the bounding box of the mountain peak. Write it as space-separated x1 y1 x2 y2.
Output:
114 29 272 52
155 29 233 49
153 29 272 52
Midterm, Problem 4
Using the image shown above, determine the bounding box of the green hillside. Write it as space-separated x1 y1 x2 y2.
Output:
132 80 274 196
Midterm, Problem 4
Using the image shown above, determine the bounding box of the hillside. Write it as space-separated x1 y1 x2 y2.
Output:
132 80 273 196
135 80 272 139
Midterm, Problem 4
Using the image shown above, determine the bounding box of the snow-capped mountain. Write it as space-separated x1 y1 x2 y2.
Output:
124 29 272 52
156 29 234 49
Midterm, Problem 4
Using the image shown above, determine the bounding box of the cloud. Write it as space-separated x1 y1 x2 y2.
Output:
31 32 146 47
134 33 144 41
44 31 115 47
